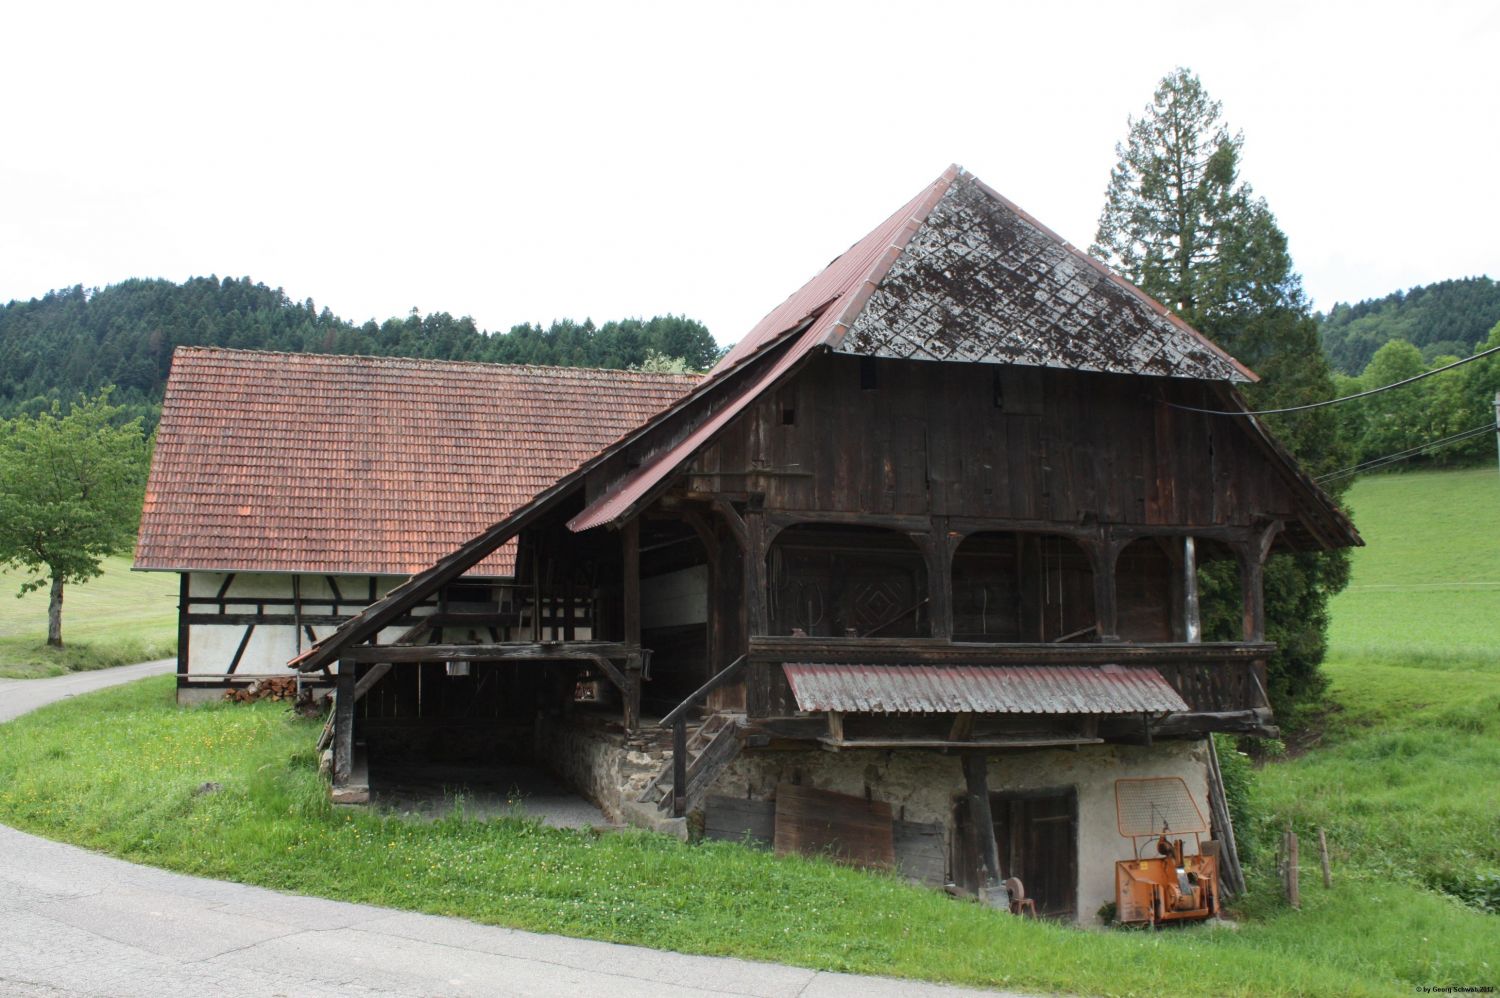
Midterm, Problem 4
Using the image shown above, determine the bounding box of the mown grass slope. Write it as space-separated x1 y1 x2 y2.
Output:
1327 466 1500 661
3 676 1490 998
0 555 177 678
1251 466 1499 951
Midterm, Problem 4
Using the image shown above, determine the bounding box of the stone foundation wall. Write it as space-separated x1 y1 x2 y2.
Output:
707 738 1211 924
533 713 669 822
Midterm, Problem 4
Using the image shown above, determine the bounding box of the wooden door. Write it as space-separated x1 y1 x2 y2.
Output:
994 789 1077 920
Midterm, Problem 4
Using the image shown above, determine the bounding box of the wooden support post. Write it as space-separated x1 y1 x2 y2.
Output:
1239 521 1282 643
624 654 643 734
1089 537 1123 642
1183 537 1201 644
924 521 954 640
1318 827 1333 889
530 544 542 642
1240 558 1265 643
623 517 641 648
672 719 688 817
333 658 356 785
961 752 1005 904
745 506 769 637
293 574 303 655
176 572 190 682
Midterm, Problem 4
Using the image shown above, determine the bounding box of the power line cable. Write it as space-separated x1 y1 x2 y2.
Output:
1168 344 1500 416
1314 423 1497 484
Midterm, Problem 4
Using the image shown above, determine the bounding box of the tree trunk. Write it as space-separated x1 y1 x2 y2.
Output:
47 576 64 647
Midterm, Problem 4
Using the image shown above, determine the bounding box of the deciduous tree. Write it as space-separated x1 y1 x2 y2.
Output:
0 392 148 646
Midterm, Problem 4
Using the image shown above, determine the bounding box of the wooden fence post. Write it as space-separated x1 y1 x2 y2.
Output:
1284 822 1300 909
1318 827 1332 889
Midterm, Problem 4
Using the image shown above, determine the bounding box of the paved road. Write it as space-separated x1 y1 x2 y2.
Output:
0 665 1025 997
0 659 175 724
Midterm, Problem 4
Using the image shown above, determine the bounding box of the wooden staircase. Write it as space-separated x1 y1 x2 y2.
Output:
638 711 745 814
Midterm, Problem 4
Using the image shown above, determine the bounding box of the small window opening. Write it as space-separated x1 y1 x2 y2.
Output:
781 406 797 426
860 356 879 390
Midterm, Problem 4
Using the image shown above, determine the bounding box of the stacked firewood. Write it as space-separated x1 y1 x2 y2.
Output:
223 677 299 703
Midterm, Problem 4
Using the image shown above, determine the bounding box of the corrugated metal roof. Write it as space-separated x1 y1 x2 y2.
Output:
137 348 697 576
783 663 1189 715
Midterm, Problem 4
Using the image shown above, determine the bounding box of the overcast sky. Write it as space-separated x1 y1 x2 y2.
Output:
3 1 1496 347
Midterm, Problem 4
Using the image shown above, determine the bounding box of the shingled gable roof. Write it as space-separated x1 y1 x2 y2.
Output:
135 347 698 578
565 165 1261 533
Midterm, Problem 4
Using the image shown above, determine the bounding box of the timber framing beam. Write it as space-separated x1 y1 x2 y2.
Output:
341 641 636 664
748 636 1275 664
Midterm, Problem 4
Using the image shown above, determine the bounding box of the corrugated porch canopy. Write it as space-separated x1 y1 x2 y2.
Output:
783 663 1189 715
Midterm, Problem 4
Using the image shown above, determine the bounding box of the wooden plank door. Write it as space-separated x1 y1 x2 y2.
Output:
993 789 1077 920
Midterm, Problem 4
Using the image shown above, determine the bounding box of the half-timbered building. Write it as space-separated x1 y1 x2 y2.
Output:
286 166 1358 923
134 348 696 702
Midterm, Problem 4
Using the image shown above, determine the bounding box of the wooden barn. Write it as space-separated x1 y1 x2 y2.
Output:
288 166 1359 924
134 348 697 703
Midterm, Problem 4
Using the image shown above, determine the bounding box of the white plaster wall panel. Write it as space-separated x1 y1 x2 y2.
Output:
710 739 1210 924
183 573 428 675
641 566 708 629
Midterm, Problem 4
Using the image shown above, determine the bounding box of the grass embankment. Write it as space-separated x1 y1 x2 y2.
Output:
1247 467 1499 974
0 469 1495 995
1251 468 1500 920
1 676 1486 998
0 555 177 678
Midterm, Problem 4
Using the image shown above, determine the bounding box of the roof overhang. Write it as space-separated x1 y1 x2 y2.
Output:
783 663 1189 715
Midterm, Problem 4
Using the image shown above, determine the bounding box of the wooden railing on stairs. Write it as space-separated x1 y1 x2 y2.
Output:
658 655 747 817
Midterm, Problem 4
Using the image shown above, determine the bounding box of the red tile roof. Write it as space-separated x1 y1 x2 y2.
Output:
135 348 698 577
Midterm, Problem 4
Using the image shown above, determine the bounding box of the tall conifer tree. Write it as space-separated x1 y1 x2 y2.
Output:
1093 67 1351 715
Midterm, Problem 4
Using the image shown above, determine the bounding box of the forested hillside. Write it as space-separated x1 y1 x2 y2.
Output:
0 277 718 427
1318 276 1500 374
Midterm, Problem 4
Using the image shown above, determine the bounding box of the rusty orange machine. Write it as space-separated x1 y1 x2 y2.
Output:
1114 777 1220 926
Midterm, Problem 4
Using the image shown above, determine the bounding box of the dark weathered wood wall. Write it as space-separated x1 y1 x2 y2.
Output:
685 354 1304 529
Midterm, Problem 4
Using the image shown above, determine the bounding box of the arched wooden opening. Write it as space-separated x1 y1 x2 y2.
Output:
952 532 1094 643
1115 538 1174 642
767 524 929 638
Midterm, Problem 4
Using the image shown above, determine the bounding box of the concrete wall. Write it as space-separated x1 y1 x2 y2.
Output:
708 738 1211 924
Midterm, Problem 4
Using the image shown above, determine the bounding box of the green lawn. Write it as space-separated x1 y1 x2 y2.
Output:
0 555 177 678
1247 466 1500 973
1328 467 1500 660
3 676 1488 998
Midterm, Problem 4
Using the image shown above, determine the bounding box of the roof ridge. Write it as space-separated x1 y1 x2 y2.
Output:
171 345 702 381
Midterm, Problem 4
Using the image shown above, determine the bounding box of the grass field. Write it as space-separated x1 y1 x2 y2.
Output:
0 555 177 678
0 468 1495 995
2 676 1491 997
1327 466 1500 661
1250 466 1500 949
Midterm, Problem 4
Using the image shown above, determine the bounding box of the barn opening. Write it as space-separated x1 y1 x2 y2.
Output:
952 532 1095 642
767 524 930 638
953 786 1078 920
